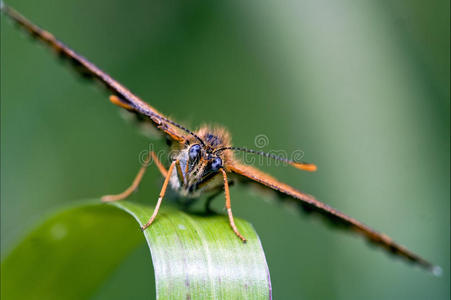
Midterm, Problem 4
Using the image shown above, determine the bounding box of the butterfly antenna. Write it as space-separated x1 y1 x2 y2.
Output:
149 111 206 147
215 147 317 171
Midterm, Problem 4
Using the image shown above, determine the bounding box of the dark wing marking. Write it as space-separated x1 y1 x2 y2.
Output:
228 162 439 274
2 4 186 143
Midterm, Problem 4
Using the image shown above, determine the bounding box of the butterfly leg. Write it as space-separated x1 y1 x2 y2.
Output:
141 160 177 230
152 151 168 178
175 160 186 187
203 180 234 213
220 169 247 242
101 151 167 202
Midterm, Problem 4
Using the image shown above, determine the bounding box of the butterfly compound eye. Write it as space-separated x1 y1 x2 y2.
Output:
189 144 202 160
211 157 223 172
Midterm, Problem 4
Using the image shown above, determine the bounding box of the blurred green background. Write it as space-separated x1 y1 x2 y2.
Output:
1 0 449 299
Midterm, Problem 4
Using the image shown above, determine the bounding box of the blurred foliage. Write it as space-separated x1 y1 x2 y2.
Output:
1 0 449 299
1 202 144 300
2 201 270 299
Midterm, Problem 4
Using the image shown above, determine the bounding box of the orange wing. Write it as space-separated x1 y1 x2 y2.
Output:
228 162 439 274
2 4 186 143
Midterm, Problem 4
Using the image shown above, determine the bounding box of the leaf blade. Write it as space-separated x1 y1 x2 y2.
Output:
111 201 272 299
2 200 271 299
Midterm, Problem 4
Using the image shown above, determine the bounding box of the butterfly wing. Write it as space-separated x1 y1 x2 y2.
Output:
2 4 186 143
228 162 437 273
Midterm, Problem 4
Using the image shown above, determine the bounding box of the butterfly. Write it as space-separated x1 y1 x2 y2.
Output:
2 3 439 275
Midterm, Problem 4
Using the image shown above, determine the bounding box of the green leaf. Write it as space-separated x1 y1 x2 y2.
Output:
1 200 271 299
